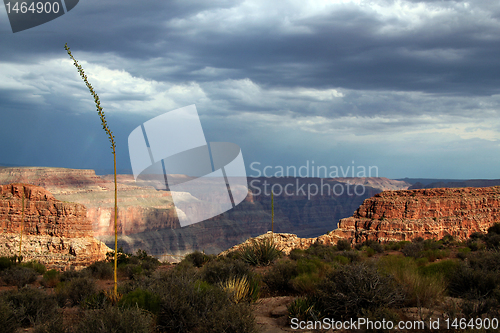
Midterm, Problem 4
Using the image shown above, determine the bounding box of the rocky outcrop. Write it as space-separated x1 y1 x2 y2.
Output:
334 186 500 244
0 183 110 270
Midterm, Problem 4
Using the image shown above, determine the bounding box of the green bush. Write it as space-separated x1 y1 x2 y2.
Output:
153 272 255 333
289 248 307 261
59 268 91 282
42 269 60 288
448 262 500 299
336 239 351 251
0 257 14 271
401 242 423 258
357 240 384 253
238 237 281 266
1 287 59 328
76 306 154 333
378 255 445 308
263 259 298 295
56 276 97 306
86 260 114 279
303 243 338 261
200 257 251 285
418 259 458 279
314 263 403 319
0 297 18 333
488 223 500 235
183 251 213 268
2 266 38 288
119 288 161 314
21 261 46 275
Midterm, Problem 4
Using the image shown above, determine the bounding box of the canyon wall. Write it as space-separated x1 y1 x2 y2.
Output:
223 186 500 255
333 186 500 244
0 183 110 270
0 167 410 260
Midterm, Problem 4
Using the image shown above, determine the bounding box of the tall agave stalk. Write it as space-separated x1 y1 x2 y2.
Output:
64 43 119 296
18 187 24 258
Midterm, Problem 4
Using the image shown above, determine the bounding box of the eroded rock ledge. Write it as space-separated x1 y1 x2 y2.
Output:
0 184 110 270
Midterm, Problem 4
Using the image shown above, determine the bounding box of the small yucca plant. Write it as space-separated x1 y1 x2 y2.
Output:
239 237 281 266
64 43 119 296
220 275 250 304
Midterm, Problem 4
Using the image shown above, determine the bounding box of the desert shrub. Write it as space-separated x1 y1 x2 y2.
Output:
33 311 66 333
200 257 251 285
422 239 441 251
154 272 255 333
357 240 384 253
287 297 322 323
378 255 445 308
460 297 500 322
402 242 423 258
263 259 299 295
0 297 18 333
441 234 455 245
448 262 500 299
336 239 351 251
303 243 338 260
183 251 213 267
86 260 114 279
333 255 350 265
488 223 500 235
486 234 500 249
364 247 376 257
59 268 91 282
314 263 403 319
413 236 424 243
421 249 450 262
41 269 60 288
289 248 307 261
2 266 37 288
1 287 59 327
290 273 322 295
470 231 485 240
341 250 362 263
384 241 409 251
239 237 281 266
468 251 500 271
21 261 46 275
56 276 97 306
119 288 161 314
77 306 154 333
0 256 14 271
289 258 330 294
418 259 458 279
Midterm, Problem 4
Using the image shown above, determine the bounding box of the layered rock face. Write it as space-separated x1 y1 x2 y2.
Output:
0 183 110 270
334 186 500 244
0 167 411 260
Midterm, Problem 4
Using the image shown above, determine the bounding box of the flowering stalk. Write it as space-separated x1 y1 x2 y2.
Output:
64 43 118 296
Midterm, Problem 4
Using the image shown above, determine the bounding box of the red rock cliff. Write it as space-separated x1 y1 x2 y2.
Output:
334 186 500 244
0 184 110 270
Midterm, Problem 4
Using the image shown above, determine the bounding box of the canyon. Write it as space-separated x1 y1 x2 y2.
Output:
1 167 500 264
223 186 500 254
0 183 110 270
0 167 409 261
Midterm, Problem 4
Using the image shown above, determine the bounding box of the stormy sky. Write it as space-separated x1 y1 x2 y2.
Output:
1 0 500 179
